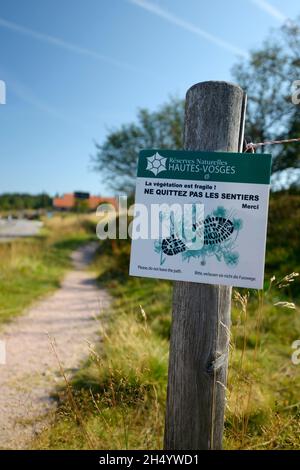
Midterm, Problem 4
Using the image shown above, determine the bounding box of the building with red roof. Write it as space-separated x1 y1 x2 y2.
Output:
53 192 117 211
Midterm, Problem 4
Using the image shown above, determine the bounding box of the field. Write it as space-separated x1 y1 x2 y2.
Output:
30 191 300 450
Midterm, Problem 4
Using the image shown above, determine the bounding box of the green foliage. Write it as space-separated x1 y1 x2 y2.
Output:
232 18 300 180
93 97 184 193
0 192 52 211
266 191 300 296
74 199 89 213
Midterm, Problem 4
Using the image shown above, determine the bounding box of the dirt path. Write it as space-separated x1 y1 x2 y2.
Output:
0 243 109 449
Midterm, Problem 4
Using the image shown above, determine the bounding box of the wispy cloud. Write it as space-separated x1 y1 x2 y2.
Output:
0 17 136 71
9 78 85 128
0 65 90 130
129 0 247 57
8 77 69 121
250 0 288 22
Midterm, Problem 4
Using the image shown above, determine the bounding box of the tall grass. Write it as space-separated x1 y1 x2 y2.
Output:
225 273 300 449
31 192 300 449
34 243 170 449
33 240 300 450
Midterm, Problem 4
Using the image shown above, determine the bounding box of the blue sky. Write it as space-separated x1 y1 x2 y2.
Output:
0 0 299 196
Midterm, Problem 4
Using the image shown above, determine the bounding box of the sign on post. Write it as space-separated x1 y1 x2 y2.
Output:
130 149 272 289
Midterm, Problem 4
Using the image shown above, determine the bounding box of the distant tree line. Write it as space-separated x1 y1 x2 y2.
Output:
0 193 52 211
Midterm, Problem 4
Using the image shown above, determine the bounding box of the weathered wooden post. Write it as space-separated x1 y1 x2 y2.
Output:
164 81 247 450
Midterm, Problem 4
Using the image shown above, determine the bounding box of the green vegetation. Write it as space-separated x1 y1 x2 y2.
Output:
93 97 184 193
0 192 52 211
33 191 300 450
232 17 300 178
0 214 95 326
266 191 300 293
34 251 170 450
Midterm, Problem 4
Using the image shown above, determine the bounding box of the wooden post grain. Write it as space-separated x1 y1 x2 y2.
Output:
164 81 247 450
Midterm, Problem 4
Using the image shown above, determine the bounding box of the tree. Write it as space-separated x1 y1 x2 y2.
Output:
74 199 89 213
94 19 300 193
232 18 300 182
93 97 184 193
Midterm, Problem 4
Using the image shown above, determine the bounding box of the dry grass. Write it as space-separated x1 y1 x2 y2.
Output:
28 193 300 449
33 249 300 450
225 273 300 449
35 305 168 449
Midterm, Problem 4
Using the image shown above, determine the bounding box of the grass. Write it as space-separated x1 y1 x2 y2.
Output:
15 191 300 449
33 246 300 450
266 193 300 295
34 247 170 450
225 280 300 449
0 214 96 326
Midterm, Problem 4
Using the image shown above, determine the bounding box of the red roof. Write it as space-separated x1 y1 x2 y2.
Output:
53 194 117 210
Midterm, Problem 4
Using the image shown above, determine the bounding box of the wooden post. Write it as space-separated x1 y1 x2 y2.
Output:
164 81 247 450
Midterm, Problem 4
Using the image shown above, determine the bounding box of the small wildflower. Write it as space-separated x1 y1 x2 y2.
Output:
233 290 249 314
139 304 147 321
277 272 299 289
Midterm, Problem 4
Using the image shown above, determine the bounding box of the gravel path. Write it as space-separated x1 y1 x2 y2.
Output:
0 243 109 449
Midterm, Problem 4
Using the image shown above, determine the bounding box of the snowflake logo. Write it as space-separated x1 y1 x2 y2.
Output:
146 152 167 176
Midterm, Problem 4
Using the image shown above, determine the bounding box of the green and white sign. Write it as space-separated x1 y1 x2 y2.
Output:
129 150 272 289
